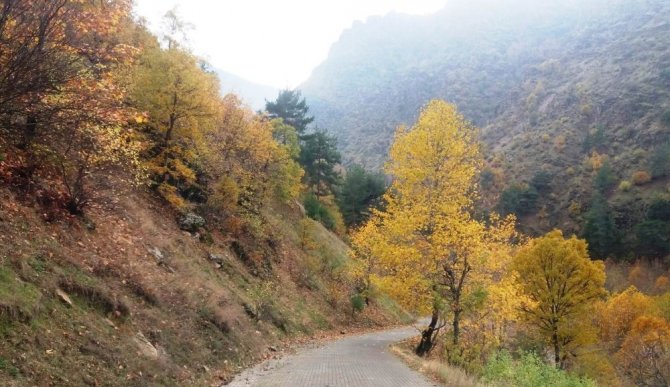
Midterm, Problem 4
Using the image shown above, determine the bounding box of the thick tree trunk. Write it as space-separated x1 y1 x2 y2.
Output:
415 308 439 357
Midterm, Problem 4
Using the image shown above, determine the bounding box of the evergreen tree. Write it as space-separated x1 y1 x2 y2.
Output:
300 130 341 196
265 89 314 135
582 193 619 259
594 161 616 193
530 170 552 194
647 199 670 221
635 220 670 258
337 165 386 228
498 185 539 216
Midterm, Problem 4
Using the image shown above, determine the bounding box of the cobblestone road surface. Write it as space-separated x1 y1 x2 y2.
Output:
226 326 438 387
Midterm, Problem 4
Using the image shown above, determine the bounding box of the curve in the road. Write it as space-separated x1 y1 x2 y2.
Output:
227 326 438 387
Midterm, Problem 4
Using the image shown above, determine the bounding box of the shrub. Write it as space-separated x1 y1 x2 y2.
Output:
498 185 539 216
632 171 652 186
350 293 365 313
304 193 337 231
208 176 239 212
530 171 553 194
618 180 632 192
482 351 595 387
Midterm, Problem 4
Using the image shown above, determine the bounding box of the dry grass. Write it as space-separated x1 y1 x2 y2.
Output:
391 341 486 387
0 170 409 385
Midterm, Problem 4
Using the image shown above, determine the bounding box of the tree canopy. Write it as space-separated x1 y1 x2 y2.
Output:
352 100 516 356
265 89 314 135
512 230 606 368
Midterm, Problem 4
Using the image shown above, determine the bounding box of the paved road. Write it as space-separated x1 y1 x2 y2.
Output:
226 326 438 387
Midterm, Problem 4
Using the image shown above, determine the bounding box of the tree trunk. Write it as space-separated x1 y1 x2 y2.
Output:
552 328 560 368
415 308 439 357
452 308 461 346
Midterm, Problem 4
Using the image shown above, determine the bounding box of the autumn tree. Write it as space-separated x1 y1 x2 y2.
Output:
616 316 670 386
512 230 607 368
596 286 654 347
129 18 219 207
202 95 303 213
271 119 301 159
351 100 513 356
0 0 141 213
265 89 314 135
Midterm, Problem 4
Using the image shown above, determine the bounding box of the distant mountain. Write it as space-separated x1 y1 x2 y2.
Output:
216 69 278 111
301 0 670 246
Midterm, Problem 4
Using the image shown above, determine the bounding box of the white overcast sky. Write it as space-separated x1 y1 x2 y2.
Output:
133 0 446 88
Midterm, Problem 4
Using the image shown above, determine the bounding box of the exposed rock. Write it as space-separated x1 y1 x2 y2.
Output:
148 247 164 262
149 247 175 273
268 346 278 352
55 288 73 307
208 253 226 265
133 332 159 359
178 212 205 232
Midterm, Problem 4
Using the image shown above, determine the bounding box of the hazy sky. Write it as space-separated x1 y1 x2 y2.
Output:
133 0 446 88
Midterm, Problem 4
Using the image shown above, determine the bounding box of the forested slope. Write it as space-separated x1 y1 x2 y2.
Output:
302 0 670 253
0 2 407 385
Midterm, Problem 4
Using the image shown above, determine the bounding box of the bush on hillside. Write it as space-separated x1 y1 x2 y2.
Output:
482 351 595 387
498 185 539 216
530 171 553 194
632 171 652 186
304 193 338 231
618 180 632 192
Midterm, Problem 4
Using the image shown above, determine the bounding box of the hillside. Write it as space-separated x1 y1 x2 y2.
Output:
0 3 408 385
216 69 279 111
301 0 670 244
0 171 408 386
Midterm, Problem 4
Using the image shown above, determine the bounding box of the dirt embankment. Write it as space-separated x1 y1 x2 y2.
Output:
0 175 410 386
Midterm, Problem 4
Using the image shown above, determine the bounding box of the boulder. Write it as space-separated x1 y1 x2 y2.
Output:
178 212 205 232
55 288 73 307
148 247 164 262
133 332 159 359
208 253 225 265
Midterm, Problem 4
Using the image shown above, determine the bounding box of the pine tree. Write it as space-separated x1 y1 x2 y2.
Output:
265 89 314 135
582 193 619 259
337 165 386 228
299 130 341 196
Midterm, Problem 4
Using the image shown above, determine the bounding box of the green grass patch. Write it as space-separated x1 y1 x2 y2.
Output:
0 266 42 323
482 351 595 387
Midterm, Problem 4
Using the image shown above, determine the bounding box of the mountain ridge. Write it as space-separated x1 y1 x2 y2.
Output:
301 0 670 243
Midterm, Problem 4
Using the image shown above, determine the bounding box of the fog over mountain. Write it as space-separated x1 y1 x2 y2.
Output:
301 0 670 236
216 69 279 110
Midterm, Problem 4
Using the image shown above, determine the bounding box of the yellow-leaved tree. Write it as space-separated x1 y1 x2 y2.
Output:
130 29 220 208
202 95 303 214
351 100 515 357
512 230 607 368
